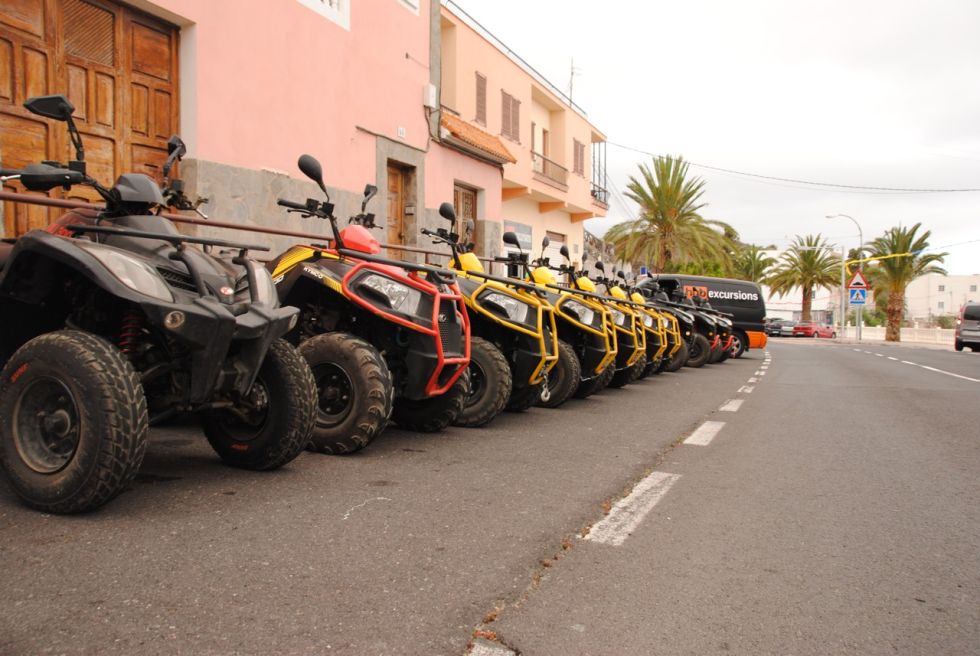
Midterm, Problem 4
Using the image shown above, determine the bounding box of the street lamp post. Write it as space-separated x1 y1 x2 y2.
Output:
827 214 864 341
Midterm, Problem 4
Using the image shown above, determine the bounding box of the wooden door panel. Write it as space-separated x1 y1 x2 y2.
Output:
0 0 46 38
0 38 14 102
386 165 404 247
0 0 178 237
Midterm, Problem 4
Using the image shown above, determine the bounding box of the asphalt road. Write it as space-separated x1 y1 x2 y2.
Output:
1 340 977 655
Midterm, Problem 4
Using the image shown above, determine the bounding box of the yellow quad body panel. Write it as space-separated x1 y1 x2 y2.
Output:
458 272 559 385
270 245 344 293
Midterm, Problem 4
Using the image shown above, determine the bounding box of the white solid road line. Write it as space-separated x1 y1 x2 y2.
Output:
684 420 726 445
719 399 744 412
852 350 979 383
584 472 681 546
919 365 980 383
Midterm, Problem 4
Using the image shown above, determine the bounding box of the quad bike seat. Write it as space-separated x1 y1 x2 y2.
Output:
0 240 13 272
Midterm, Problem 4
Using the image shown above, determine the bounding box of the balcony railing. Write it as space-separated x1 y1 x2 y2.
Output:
531 151 568 187
590 183 609 208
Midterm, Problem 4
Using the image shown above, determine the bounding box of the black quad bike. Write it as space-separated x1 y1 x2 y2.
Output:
0 95 316 513
269 155 471 450
635 279 697 373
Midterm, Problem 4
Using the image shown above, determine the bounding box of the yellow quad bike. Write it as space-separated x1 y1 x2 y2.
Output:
522 241 617 405
589 261 648 389
421 204 558 425
629 289 683 378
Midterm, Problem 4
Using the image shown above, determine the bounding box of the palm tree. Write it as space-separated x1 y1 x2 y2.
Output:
604 156 736 272
766 234 841 321
862 223 946 341
733 245 776 283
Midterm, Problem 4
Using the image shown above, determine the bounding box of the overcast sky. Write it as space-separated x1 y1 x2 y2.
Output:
451 0 980 275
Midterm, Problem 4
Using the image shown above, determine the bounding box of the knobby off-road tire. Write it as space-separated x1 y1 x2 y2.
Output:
666 341 689 372
593 362 616 393
299 332 392 454
572 362 608 399
685 333 712 368
708 341 725 364
609 356 644 388
0 331 148 514
537 339 581 409
392 370 470 433
453 337 510 428
202 339 315 470
505 381 542 412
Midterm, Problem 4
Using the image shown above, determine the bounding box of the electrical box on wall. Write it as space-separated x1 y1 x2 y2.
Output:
423 83 438 109
405 204 416 216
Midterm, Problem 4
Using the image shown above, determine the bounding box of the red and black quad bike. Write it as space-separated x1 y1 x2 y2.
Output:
268 155 471 451
692 296 736 363
0 95 316 514
663 285 724 368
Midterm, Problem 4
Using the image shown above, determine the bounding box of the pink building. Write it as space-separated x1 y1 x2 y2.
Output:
1 0 607 261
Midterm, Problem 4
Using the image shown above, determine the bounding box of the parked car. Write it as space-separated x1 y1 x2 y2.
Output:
765 318 790 337
954 302 980 351
793 321 836 338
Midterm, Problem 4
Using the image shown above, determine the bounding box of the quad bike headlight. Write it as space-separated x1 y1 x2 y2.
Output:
479 290 531 324
561 299 596 327
357 273 422 314
642 313 655 329
610 309 627 327
76 241 173 302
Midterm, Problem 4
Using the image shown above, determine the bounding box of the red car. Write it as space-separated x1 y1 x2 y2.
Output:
793 321 836 338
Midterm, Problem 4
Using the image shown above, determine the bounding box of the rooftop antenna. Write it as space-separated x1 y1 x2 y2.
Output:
568 58 582 103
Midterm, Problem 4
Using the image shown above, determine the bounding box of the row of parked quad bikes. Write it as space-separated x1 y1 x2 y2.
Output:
0 95 742 515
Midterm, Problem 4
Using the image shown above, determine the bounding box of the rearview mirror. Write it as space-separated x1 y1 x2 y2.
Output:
617 270 626 280
24 95 75 121
362 184 378 211
582 253 589 264
502 231 520 248
541 235 550 249
162 135 187 178
298 154 328 196
595 261 605 272
560 244 569 259
438 202 457 224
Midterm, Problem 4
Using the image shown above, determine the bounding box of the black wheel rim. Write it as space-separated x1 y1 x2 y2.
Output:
465 360 487 408
220 378 271 441
314 363 355 427
13 377 80 474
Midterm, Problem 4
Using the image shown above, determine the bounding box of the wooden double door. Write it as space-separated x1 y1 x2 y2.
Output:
1 0 179 236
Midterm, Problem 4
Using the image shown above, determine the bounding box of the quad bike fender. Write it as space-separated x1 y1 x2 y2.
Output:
0 229 164 306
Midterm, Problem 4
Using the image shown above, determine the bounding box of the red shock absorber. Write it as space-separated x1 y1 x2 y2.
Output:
118 309 144 357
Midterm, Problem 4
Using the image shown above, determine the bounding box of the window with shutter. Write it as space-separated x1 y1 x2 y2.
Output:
510 97 520 143
573 140 586 175
501 91 512 139
475 72 486 125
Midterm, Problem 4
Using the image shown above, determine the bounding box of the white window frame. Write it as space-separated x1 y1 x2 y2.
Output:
295 0 350 30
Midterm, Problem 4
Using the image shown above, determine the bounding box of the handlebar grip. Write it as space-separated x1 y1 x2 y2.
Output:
277 198 307 211
0 168 22 176
421 228 435 236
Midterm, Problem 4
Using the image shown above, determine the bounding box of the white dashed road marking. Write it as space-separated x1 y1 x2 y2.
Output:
887 356 898 361
719 399 744 412
748 377 758 383
470 640 517 656
738 385 755 393
902 361 916 365
684 420 726 445
584 472 681 546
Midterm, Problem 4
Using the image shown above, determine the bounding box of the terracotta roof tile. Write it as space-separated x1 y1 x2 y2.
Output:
440 113 517 164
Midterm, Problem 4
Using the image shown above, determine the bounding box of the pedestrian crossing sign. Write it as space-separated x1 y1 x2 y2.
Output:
849 288 867 305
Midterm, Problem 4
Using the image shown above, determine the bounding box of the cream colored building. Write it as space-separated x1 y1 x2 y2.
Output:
438 3 608 266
